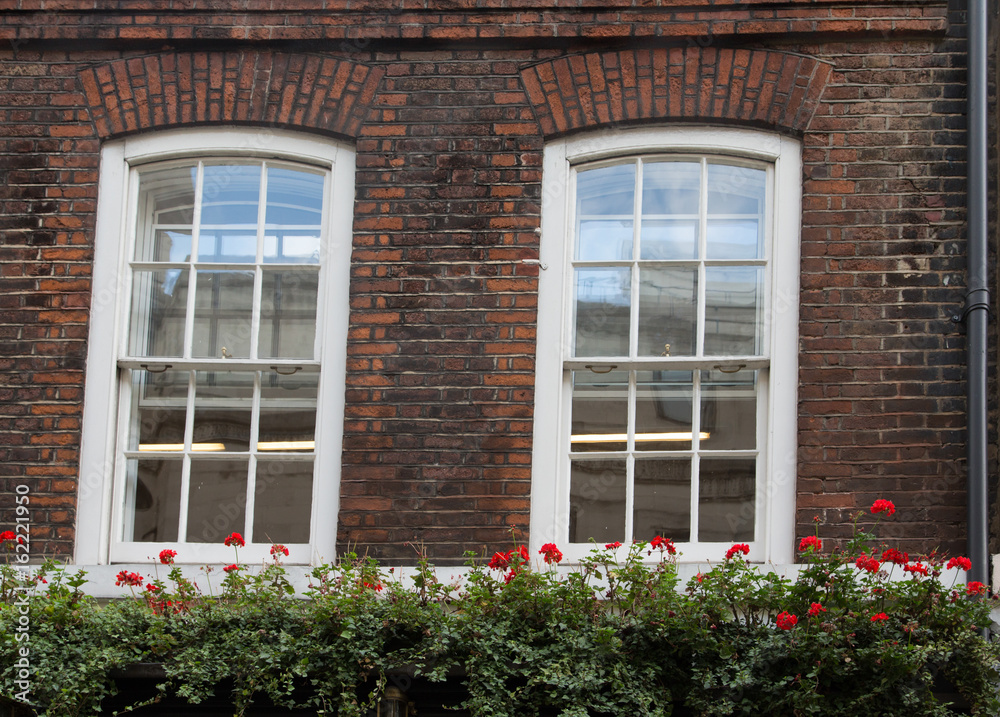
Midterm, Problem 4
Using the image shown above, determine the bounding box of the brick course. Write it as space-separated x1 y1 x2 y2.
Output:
0 0 987 562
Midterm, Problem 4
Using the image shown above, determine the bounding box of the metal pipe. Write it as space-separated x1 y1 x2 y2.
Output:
965 0 990 588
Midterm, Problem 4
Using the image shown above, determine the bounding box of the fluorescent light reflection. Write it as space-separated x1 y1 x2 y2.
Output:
257 441 315 451
137 441 315 452
571 432 710 444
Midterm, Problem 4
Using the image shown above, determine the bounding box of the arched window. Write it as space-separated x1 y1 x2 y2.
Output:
77 129 354 565
532 127 801 563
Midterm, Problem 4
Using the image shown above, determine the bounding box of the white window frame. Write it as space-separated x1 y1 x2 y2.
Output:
76 128 354 566
531 127 801 564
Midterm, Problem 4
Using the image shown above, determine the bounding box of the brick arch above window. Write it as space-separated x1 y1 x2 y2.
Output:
78 51 384 140
520 48 832 138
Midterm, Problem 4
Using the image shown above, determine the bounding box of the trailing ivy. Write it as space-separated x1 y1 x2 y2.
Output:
1 501 999 716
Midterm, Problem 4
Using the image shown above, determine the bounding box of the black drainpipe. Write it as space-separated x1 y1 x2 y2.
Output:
965 0 990 588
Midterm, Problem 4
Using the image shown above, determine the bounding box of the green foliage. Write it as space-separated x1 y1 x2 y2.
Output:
1 504 999 716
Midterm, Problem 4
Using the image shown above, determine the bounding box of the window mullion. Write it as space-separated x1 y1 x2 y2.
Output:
250 163 268 361
690 369 702 543
630 159 641 360
245 370 263 543
696 157 707 358
183 163 205 360
176 369 196 542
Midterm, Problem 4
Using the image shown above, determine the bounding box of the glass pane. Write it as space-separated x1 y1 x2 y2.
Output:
701 369 757 450
570 370 628 453
193 371 254 452
186 459 248 543
199 164 261 226
253 460 313 543
635 371 694 451
634 459 691 542
126 458 181 542
135 164 196 261
640 162 700 260
259 269 318 359
576 163 635 261
704 266 762 356
128 369 189 452
698 458 755 542
637 267 697 356
706 164 765 260
259 372 318 452
569 460 626 543
192 270 254 359
574 267 631 357
197 230 257 264
128 269 188 357
264 167 323 264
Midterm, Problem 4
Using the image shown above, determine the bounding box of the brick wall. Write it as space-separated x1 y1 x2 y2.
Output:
0 0 985 562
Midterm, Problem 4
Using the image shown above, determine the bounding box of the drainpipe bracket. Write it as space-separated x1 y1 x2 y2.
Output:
953 288 992 323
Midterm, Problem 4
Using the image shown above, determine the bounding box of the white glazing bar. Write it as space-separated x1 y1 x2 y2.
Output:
175 370 196 542
183 163 205 360
696 157 707 358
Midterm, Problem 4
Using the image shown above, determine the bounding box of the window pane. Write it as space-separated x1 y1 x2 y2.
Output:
135 164 196 261
576 163 635 261
640 162 700 260
193 370 254 452
635 371 693 451
569 459 626 543
698 458 755 542
192 270 254 359
264 167 323 264
704 266 762 356
259 269 319 359
259 372 318 453
637 266 697 357
128 369 188 452
706 164 765 260
198 230 257 264
570 370 628 453
634 459 690 542
254 460 313 543
186 459 248 543
199 164 261 226
126 458 181 542
701 369 757 450
574 267 631 357
128 269 188 357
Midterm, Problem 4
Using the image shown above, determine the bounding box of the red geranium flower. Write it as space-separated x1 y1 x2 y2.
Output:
270 544 289 557
967 581 987 596
808 602 826 617
871 499 896 516
503 569 517 585
0 530 15 542
145 583 161 593
223 564 240 573
361 581 383 592
725 543 750 560
517 545 530 564
649 535 677 555
775 611 797 630
539 543 563 564
880 548 908 565
223 532 245 548
488 551 511 571
115 570 143 587
855 554 881 573
947 556 972 571
605 541 623 550
158 549 177 565
903 562 929 577
798 535 822 552
871 612 889 622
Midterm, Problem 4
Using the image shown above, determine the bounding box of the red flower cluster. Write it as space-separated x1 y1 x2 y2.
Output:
604 541 623 550
871 499 896 516
0 530 23 545
798 535 822 552
223 564 240 573
538 543 563 564
808 602 826 617
855 554 881 573
947 556 972 571
870 612 889 622
967 581 987 596
159 549 177 565
115 570 143 587
224 532 245 548
775 611 797 630
270 544 289 557
145 583 160 593
725 543 750 560
488 545 530 572
649 535 677 554
361 581 383 592
880 548 908 565
903 562 929 577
